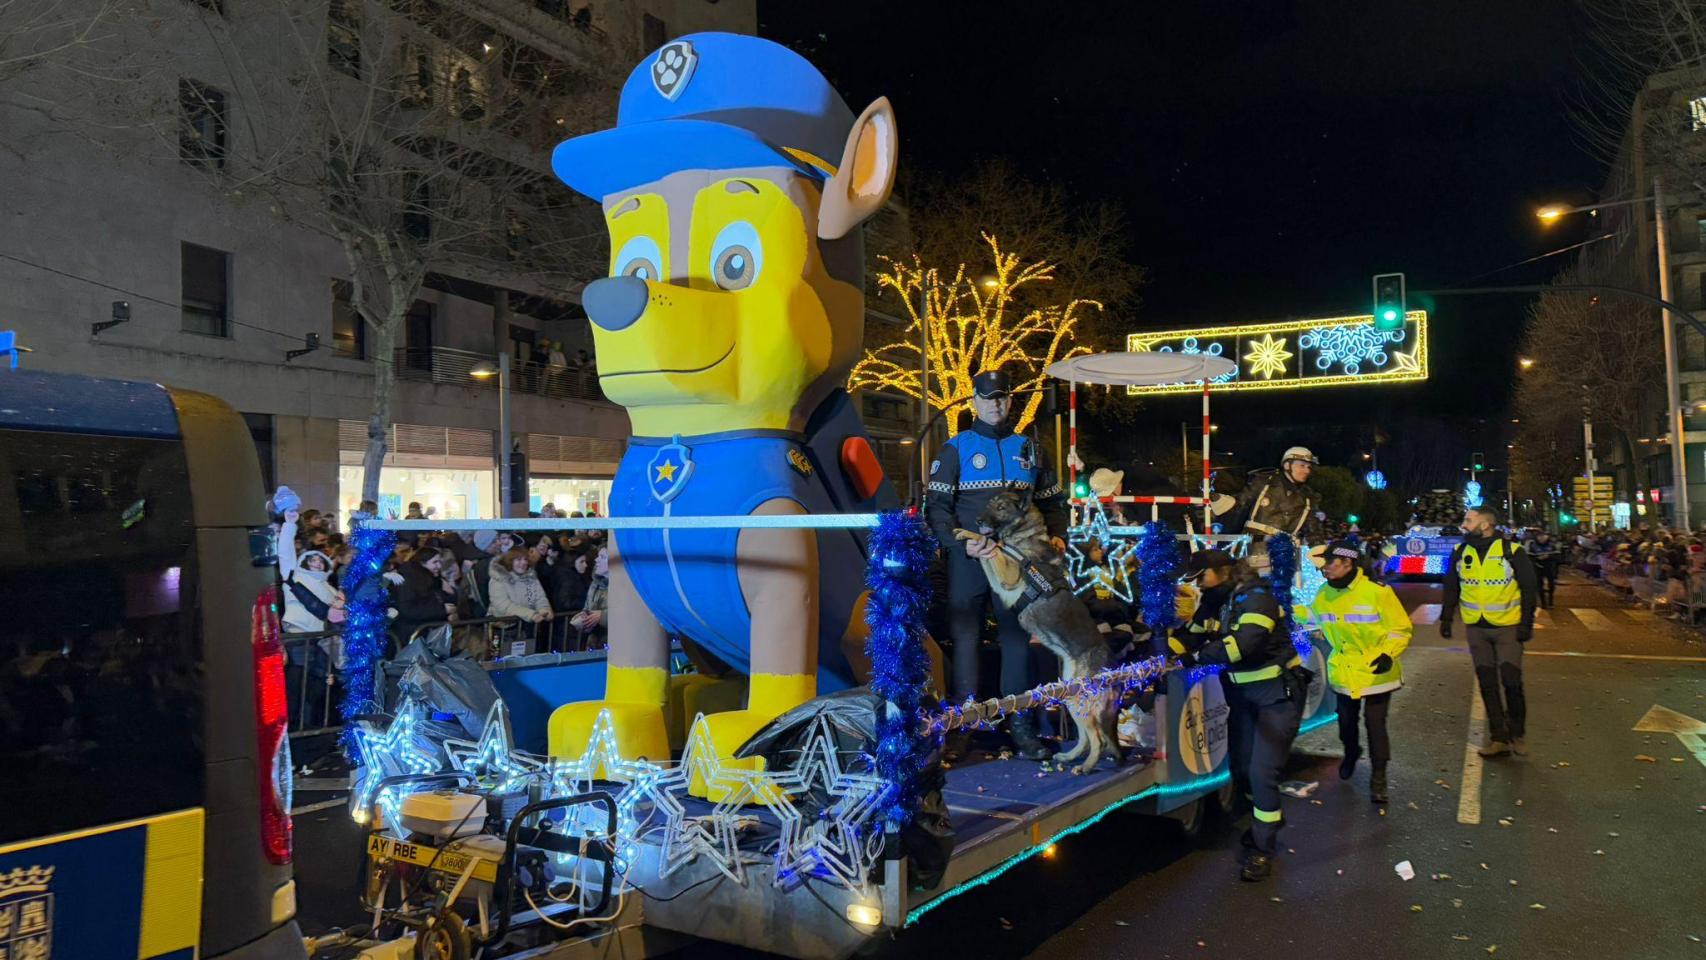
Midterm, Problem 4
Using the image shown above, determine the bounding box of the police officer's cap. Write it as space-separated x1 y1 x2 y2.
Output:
1323 540 1362 562
972 369 1011 399
1181 549 1236 581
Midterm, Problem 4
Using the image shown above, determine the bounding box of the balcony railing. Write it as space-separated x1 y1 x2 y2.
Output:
394 346 610 404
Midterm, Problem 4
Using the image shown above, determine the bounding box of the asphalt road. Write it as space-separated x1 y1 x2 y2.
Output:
292 575 1706 958
889 576 1706 960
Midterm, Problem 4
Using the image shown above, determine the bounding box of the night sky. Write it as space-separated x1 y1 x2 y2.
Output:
763 1 1616 479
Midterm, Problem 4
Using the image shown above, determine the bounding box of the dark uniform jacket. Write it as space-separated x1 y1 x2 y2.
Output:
1177 568 1297 704
1231 468 1324 543
926 418 1068 550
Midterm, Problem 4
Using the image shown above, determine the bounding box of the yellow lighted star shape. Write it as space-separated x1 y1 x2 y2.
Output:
1391 349 1422 375
1244 333 1292 380
655 461 678 482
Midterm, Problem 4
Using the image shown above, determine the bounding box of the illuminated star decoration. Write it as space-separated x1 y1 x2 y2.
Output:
1243 332 1293 380
1299 323 1406 375
443 700 545 796
351 698 440 827
1390 348 1422 376
1066 498 1138 603
547 709 679 876
767 716 892 891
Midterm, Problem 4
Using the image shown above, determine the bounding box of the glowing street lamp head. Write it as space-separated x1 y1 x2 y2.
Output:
1518 356 1535 370
1536 205 1566 223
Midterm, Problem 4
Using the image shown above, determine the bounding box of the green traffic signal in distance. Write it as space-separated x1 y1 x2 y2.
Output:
1347 514 1360 524
1372 272 1406 332
1559 513 1576 525
1073 478 1091 497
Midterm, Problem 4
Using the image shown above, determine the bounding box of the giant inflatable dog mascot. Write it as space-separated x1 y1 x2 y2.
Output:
547 33 923 782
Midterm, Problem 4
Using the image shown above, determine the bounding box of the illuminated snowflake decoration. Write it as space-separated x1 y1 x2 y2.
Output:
1154 337 1237 383
1299 324 1406 375
1243 333 1293 380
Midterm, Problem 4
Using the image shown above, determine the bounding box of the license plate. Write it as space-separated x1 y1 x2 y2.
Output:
366 834 497 883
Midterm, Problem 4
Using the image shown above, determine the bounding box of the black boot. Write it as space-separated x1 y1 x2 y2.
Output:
1008 712 1050 761
1240 852 1273 882
1339 743 1361 781
1370 763 1389 804
943 730 971 764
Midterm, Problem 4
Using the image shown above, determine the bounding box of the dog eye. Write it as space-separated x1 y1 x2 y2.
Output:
613 235 663 282
709 221 762 291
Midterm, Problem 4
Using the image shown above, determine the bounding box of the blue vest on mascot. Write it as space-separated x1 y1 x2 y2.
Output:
610 391 895 692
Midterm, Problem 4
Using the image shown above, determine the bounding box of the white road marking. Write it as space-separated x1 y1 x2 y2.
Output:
1570 608 1614 631
1411 604 1441 625
1458 682 1486 825
1632 705 1706 771
1625 609 1656 622
290 797 349 816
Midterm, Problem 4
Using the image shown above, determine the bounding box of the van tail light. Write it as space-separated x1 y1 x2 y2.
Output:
253 587 294 865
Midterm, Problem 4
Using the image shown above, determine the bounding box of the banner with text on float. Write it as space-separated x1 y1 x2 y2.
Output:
1124 311 1428 395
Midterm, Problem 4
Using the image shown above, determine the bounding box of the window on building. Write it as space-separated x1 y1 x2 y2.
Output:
327 0 361 78
510 323 538 364
403 300 434 372
331 280 366 359
402 177 432 241
178 79 227 169
1690 95 1706 132
643 13 667 51
181 242 230 337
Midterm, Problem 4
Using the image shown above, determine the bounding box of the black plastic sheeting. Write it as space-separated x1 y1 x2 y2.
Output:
738 688 955 889
388 625 507 751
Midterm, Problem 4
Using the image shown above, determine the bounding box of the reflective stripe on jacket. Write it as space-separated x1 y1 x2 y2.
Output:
1458 538 1521 627
1297 568 1411 698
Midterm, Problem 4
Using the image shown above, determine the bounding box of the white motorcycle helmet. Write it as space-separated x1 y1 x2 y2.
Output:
1281 446 1319 467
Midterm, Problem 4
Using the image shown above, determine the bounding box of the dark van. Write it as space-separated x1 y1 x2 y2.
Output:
0 370 305 959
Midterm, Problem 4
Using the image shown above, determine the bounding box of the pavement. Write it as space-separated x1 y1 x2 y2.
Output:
290 574 1706 958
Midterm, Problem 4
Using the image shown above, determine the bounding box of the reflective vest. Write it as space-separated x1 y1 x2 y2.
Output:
1458 539 1522 627
1296 569 1411 698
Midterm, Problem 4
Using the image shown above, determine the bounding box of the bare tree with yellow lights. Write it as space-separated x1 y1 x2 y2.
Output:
849 233 1100 435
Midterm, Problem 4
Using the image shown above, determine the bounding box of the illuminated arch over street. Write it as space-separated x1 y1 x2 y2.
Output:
1124 311 1428 395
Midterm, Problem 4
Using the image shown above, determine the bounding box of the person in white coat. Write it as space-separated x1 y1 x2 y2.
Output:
278 510 344 634
488 548 555 628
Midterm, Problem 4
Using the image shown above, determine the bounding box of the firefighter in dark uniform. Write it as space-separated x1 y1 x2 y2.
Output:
927 368 1069 761
1174 548 1308 882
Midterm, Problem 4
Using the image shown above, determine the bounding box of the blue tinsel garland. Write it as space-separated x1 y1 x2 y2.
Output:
1265 532 1315 658
1137 521 1180 635
863 508 934 833
340 519 396 754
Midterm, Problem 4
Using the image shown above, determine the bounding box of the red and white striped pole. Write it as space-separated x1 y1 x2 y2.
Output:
1201 380 1212 532
1069 379 1079 489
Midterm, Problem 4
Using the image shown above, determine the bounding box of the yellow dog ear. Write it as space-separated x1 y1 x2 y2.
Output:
818 97 898 241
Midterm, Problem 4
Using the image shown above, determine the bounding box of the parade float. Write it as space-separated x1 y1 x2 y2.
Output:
334 33 1342 960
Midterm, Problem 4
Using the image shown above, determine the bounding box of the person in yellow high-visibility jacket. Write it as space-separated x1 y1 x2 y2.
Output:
1296 540 1411 804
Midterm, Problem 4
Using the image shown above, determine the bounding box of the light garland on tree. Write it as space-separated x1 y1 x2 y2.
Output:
847 233 1100 436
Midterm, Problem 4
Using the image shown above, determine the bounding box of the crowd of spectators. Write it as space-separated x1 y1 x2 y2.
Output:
274 493 615 730
1568 525 1706 616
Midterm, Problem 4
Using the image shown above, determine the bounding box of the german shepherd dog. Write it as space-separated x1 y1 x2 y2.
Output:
955 491 1121 774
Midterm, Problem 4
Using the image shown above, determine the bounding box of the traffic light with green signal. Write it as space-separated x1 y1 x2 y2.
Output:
1559 512 1577 525
1347 514 1360 524
1472 451 1486 473
1072 477 1092 498
1372 272 1406 331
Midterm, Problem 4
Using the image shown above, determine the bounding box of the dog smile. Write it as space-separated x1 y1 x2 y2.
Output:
599 343 735 378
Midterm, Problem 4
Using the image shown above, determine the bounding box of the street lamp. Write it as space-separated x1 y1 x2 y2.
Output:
1518 356 1535 370
1538 183 1687 530
471 354 513 517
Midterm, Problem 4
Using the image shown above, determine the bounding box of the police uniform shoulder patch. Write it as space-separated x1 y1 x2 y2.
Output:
930 459 940 476
787 447 813 477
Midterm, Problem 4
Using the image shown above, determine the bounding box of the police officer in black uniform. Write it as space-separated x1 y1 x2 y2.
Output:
1175 548 1307 882
926 368 1069 761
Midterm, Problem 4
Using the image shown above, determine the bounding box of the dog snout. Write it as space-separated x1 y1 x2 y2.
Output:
584 275 650 331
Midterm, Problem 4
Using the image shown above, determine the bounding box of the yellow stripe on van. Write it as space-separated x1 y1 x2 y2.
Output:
138 808 204 960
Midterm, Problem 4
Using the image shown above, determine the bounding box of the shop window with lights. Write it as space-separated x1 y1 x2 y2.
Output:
1690 95 1706 132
